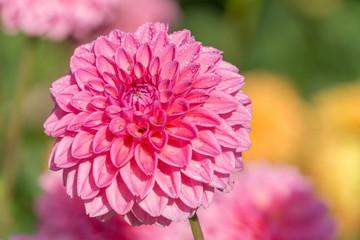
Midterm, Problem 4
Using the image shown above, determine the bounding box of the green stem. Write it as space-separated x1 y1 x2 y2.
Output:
189 213 204 240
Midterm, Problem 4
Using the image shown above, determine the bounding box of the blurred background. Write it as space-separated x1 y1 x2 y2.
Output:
0 0 359 239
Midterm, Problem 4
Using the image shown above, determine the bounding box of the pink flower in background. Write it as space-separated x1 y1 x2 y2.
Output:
0 0 119 40
44 22 252 226
138 162 338 240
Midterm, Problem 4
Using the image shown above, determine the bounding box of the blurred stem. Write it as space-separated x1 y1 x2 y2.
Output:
189 213 204 240
2 37 38 197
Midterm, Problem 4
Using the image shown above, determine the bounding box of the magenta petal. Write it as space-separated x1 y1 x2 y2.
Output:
134 143 158 175
185 107 221 127
110 136 134 168
138 185 169 217
91 96 108 110
177 42 201 67
105 175 134 214
192 72 221 89
179 176 203 208
70 91 93 112
160 60 179 81
166 119 198 141
115 48 133 74
151 31 168 55
134 23 154 43
169 29 191 47
56 85 79 112
76 160 99 199
74 67 100 90
181 158 214 183
156 43 176 66
185 89 210 106
155 162 181 198
197 52 222 73
51 75 72 95
215 120 240 148
94 36 118 58
123 211 143 226
93 126 113 153
51 112 75 137
201 185 214 208
158 139 191 167
149 57 160 75
71 131 94 159
122 33 139 57
214 69 245 94
136 43 152 68
234 151 244 171
192 130 221 157
48 140 60 171
83 111 107 128
167 98 189 117
54 135 79 168
92 154 118 188
63 166 78 198
119 161 155 198
44 107 67 135
178 62 200 82
84 192 111 218
132 204 157 225
203 90 238 114
209 171 230 189
87 78 105 93
213 150 236 174
172 80 192 95
67 112 90 131
96 55 117 75
109 117 127 136
148 130 168 150
235 127 252 151
161 199 194 222
155 216 172 227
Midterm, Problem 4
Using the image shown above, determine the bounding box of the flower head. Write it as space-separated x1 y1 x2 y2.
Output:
0 0 119 40
44 22 252 226
137 162 337 240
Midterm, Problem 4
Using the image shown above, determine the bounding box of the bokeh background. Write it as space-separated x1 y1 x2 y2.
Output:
0 0 360 239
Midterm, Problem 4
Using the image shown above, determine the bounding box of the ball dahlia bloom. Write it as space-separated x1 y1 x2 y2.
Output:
137 162 338 240
43 22 252 226
0 0 119 40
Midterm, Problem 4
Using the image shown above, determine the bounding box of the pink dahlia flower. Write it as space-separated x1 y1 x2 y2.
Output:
138 162 338 240
0 0 119 40
44 22 252 226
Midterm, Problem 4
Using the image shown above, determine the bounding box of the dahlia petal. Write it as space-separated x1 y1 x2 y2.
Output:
167 98 189 118
155 216 172 227
209 171 230 189
213 150 236 174
87 78 105 93
104 83 118 97
179 176 203 208
74 67 100 90
122 33 138 57
71 131 94 159
156 43 176 66
54 135 79 168
106 175 134 215
214 119 241 148
138 185 169 217
149 57 160 76
149 109 167 128
223 173 235 193
160 60 179 81
192 72 221 89
93 125 113 153
70 91 93 112
235 127 252 151
83 111 106 128
48 140 61 171
119 161 155 198
56 85 79 112
181 158 214 183
44 107 67 135
123 211 143 226
234 89 252 105
134 143 158 175
155 162 181 198
172 80 192 95
115 48 133 74
136 43 152 68
203 90 238 114
158 139 191 167
96 55 117 76
202 46 223 54
166 119 198 141
134 23 154 43
234 151 244 171
169 29 191 47
132 62 146 79
192 130 222 157
51 113 75 137
63 166 78 198
84 192 111 218
177 42 201 67
202 185 215 208
161 199 193 222
94 36 118 58
132 204 157 225
127 122 149 141
217 60 239 72
185 89 210 106
185 107 221 127
197 52 222 73
151 31 168 55
178 62 200 82
51 75 72 95
214 69 245 94
92 154 118 188
67 112 90 131
77 160 99 199
70 52 95 73
109 117 127 136
148 130 168 150
221 105 252 126
110 136 134 168
106 105 122 118
91 96 108 110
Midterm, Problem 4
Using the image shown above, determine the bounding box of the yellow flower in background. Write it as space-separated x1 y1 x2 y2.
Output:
309 82 360 237
242 71 307 164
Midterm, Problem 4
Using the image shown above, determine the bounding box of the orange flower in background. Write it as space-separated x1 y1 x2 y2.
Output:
242 71 307 164
308 82 360 237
